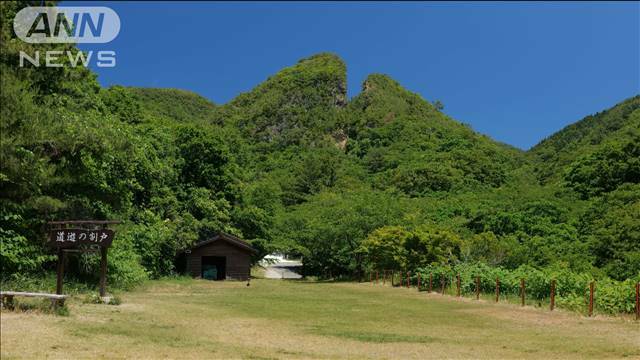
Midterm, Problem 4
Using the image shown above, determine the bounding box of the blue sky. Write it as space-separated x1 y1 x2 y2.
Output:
76 1 640 149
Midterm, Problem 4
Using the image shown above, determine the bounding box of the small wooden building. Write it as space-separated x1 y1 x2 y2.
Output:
185 232 256 281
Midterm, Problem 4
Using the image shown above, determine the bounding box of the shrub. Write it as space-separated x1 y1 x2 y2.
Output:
413 262 638 314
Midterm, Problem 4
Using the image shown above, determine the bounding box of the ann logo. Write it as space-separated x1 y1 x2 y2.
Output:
14 7 119 68
26 11 105 39
14 6 120 44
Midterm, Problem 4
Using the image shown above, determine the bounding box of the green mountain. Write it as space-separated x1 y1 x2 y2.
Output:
1 1 637 286
128 87 217 124
344 73 526 195
212 53 347 145
530 96 640 188
529 96 640 206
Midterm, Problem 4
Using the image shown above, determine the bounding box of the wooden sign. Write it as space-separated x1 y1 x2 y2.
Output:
48 228 114 248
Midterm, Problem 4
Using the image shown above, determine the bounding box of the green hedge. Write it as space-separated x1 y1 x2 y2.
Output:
406 263 638 315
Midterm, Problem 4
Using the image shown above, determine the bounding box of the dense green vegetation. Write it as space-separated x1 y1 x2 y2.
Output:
1 2 638 308
408 263 638 314
531 96 640 185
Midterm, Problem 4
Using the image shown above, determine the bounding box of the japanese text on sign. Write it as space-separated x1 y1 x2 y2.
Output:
48 229 114 248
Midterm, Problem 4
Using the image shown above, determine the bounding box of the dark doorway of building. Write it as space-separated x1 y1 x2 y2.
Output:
201 256 226 280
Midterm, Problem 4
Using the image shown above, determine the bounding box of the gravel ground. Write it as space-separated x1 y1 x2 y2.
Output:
263 260 302 279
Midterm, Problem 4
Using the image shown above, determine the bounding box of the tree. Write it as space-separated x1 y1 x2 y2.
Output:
360 226 409 271
176 125 235 195
564 130 640 199
580 184 640 280
361 225 462 271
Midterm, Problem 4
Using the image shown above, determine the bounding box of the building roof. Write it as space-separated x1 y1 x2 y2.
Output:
188 232 257 253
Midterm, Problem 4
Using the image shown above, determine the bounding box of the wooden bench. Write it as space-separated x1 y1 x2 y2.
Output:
0 291 68 309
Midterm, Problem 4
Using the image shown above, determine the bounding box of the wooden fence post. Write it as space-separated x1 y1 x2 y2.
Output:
375 270 379 285
429 273 433 292
406 272 411 288
495 277 500 302
588 281 595 317
636 282 639 321
475 276 480 300
520 279 525 306
550 279 556 311
417 274 421 290
456 274 461 297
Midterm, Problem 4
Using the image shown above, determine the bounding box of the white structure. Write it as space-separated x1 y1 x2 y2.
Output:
260 253 302 279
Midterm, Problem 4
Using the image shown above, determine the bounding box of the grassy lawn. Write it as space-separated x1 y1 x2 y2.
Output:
1 278 639 359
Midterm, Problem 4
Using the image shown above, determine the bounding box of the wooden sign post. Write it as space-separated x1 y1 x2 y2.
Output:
56 248 64 295
47 220 119 299
588 281 595 317
636 283 640 320
100 247 108 297
550 279 556 311
429 273 433 292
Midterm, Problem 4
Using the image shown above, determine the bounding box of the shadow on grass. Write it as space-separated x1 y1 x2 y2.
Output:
286 278 377 284
1 297 69 316
310 327 440 344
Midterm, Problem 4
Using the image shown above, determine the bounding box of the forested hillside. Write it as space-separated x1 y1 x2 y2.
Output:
531 96 640 188
1 2 637 292
116 87 218 125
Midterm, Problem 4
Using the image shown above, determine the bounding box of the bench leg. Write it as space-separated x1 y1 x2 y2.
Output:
1 295 15 310
49 298 65 310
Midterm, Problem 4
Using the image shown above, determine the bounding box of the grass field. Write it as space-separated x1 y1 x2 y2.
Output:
1 278 639 359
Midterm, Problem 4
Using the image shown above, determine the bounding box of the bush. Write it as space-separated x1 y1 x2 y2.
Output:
361 225 462 272
594 278 638 314
0 214 53 275
107 241 149 290
84 293 122 305
413 262 638 314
